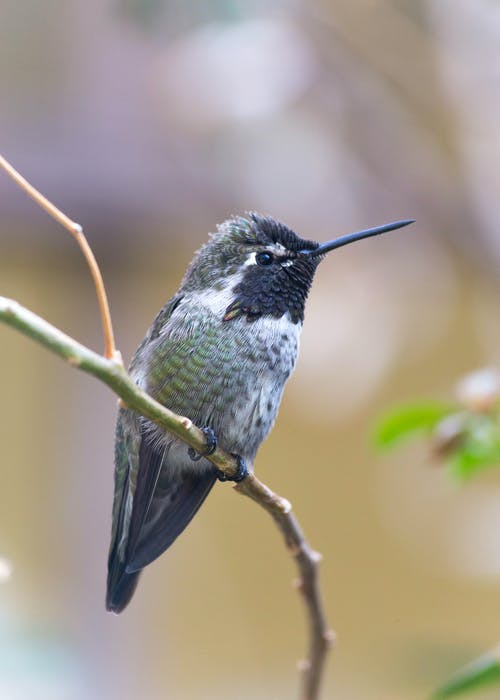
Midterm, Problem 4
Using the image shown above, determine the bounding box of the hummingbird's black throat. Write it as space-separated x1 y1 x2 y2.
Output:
223 215 321 324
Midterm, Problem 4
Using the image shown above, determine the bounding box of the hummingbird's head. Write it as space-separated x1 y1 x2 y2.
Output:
181 213 414 325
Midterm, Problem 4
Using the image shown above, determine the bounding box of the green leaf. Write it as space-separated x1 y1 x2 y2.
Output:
373 401 454 448
433 648 500 698
449 417 500 480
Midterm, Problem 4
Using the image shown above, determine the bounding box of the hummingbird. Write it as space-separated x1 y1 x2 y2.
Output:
106 213 413 613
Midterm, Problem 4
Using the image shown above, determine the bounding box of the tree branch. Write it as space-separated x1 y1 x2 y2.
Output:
0 155 333 698
235 479 334 699
0 296 333 698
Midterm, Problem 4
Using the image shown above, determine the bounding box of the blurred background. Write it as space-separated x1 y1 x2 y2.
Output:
1 1 499 698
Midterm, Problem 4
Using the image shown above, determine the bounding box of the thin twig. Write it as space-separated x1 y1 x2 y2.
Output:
0 153 117 359
236 478 334 700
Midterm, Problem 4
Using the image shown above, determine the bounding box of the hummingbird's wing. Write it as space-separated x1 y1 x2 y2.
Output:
106 409 142 613
107 411 217 611
124 429 216 573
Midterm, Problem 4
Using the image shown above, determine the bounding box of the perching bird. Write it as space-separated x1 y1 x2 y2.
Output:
106 213 413 612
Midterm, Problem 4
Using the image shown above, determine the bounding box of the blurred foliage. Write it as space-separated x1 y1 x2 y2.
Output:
432 647 500 699
375 368 500 698
375 401 454 448
374 368 500 481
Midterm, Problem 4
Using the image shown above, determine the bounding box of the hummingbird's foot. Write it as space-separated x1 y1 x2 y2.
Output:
188 427 218 462
214 454 249 483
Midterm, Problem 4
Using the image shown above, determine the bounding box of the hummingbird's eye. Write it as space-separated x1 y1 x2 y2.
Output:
256 251 274 266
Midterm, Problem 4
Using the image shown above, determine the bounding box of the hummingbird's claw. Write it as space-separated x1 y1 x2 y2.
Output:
214 454 248 483
188 427 218 462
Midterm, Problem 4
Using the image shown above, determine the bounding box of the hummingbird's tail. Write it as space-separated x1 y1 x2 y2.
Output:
106 560 141 614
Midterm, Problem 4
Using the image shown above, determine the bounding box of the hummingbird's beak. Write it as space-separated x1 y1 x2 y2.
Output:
302 219 415 257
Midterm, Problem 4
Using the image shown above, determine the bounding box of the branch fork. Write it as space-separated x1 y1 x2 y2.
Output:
0 153 333 700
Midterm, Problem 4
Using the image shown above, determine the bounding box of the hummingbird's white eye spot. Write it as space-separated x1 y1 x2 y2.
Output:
243 252 257 267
